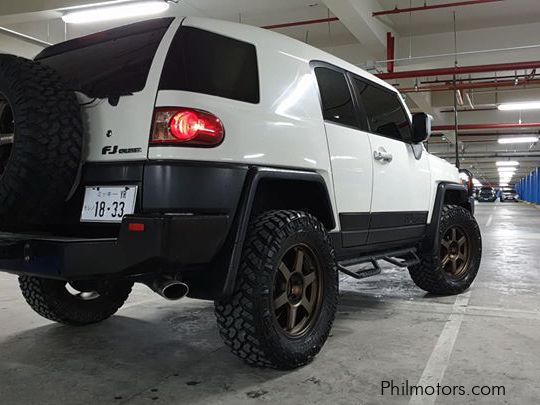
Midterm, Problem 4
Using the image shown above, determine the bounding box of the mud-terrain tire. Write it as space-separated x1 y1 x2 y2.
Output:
0 54 83 227
19 276 133 325
215 210 338 370
409 204 482 295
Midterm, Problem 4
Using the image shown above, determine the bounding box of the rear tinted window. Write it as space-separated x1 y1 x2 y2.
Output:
353 79 412 141
36 18 174 98
159 27 259 103
314 67 357 127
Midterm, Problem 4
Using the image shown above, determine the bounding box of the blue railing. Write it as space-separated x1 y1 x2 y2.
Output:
516 167 540 204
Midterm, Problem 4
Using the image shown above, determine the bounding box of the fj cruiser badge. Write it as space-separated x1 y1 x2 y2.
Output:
102 146 143 155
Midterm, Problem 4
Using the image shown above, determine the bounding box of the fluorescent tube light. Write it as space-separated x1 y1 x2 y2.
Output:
495 161 519 167
498 136 539 144
497 167 517 172
62 1 169 24
498 101 540 111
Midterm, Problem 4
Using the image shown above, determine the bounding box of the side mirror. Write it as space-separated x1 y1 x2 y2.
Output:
412 112 432 144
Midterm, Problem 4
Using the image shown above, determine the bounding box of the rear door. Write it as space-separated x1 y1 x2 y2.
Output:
313 65 373 247
350 77 431 245
35 17 179 162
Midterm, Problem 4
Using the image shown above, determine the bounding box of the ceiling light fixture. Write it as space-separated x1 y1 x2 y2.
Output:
62 1 170 24
497 167 517 172
498 136 539 144
498 101 540 111
496 161 519 167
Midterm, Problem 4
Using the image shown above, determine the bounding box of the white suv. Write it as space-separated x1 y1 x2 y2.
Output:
0 16 481 370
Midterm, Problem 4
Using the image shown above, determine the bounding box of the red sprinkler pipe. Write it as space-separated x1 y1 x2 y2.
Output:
433 123 540 131
373 0 504 17
262 17 339 30
386 32 395 73
399 78 540 93
377 60 540 80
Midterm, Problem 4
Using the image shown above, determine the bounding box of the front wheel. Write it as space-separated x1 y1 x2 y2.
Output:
215 210 338 369
409 205 482 295
19 276 133 325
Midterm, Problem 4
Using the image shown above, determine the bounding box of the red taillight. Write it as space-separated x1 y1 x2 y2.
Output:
150 108 224 147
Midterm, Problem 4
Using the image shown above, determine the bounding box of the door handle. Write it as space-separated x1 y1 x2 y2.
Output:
373 148 393 163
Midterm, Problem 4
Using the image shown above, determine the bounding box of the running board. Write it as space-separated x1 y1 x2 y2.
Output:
338 260 381 280
338 247 419 280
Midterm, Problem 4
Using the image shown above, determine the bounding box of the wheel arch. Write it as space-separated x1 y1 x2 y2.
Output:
221 167 335 298
424 182 474 253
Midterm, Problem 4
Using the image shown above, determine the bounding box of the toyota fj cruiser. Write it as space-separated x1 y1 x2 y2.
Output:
0 16 481 370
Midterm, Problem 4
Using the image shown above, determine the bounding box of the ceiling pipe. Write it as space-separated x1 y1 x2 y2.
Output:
262 16 339 30
399 78 540 93
373 0 504 17
433 123 540 131
377 60 540 80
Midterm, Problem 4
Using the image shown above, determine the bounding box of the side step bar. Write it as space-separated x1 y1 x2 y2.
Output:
338 247 420 280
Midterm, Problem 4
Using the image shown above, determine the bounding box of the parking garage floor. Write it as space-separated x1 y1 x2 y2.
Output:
0 202 539 404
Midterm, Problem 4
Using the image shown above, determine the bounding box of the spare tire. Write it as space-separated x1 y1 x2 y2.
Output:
0 54 83 228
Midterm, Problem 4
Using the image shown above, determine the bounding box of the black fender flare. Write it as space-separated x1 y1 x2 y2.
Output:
423 182 474 253
220 166 335 297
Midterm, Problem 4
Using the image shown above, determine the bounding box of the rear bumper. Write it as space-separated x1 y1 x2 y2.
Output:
0 214 229 280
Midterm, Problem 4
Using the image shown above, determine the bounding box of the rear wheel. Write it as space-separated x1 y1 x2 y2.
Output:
19 276 133 325
409 205 482 295
215 210 338 369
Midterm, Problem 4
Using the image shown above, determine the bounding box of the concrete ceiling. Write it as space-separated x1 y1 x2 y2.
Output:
377 0 540 35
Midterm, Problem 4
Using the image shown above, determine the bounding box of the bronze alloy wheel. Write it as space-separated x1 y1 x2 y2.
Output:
273 244 323 337
440 225 471 279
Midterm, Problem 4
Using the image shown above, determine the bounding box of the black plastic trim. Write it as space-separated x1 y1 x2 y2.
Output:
220 167 335 297
422 182 470 253
370 211 428 229
367 224 426 244
0 214 229 280
142 162 248 214
339 213 370 231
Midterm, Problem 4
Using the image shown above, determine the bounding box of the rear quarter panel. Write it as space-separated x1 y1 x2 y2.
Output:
149 17 338 227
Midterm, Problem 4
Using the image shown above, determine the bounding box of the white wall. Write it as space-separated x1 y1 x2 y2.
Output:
0 32 43 57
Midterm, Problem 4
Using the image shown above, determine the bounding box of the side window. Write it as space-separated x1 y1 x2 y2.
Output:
160 27 260 103
314 67 357 127
353 78 412 141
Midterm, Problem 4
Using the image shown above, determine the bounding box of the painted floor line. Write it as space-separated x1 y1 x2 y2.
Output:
485 214 493 227
408 291 471 405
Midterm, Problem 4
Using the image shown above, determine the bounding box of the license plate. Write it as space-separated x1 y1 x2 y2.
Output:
81 186 138 223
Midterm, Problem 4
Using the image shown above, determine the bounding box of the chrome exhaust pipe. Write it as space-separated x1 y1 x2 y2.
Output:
144 277 189 301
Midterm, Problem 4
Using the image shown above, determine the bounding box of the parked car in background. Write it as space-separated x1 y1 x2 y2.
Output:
477 187 497 202
500 188 519 202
